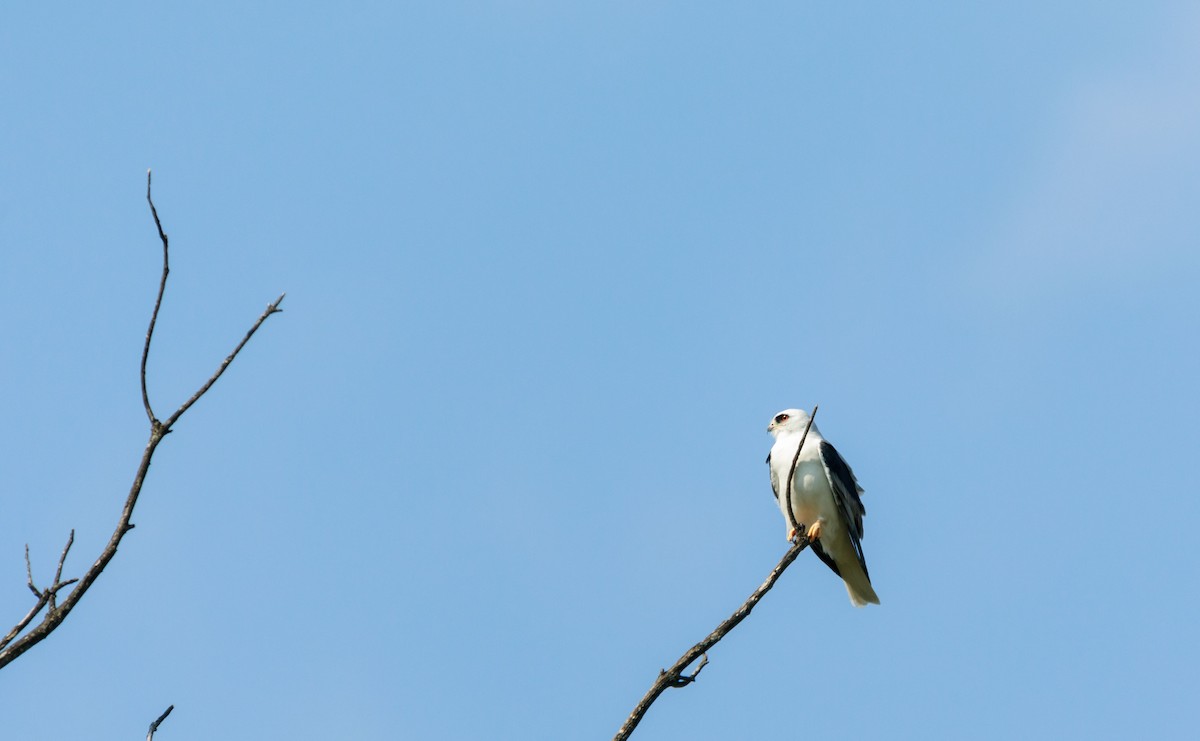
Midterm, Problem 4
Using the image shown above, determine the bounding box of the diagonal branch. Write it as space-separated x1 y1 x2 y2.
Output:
0 597 48 652
0 174 284 671
614 405 819 739
613 539 809 741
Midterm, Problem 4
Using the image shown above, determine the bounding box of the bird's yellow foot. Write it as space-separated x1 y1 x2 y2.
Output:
806 520 823 542
788 527 799 541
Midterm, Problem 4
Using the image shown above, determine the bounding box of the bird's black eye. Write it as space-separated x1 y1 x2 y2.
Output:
774 413 789 424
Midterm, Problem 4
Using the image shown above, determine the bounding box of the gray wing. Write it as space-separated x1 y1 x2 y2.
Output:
818 440 870 578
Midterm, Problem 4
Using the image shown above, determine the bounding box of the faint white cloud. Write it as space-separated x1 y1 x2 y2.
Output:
973 8 1200 303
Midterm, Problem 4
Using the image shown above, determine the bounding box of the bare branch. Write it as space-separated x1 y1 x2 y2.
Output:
614 409 820 740
142 169 169 426
613 540 809 740
147 705 174 741
0 175 283 670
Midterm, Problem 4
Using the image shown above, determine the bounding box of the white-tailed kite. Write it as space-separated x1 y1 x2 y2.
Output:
767 408 880 607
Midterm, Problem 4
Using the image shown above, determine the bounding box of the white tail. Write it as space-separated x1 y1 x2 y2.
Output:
843 561 880 607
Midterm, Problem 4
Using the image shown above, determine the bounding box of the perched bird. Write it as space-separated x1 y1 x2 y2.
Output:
767 408 880 607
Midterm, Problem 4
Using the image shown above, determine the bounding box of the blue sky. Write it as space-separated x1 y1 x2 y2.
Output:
2 2 1198 739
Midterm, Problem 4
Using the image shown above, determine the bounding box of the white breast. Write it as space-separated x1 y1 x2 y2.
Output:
770 434 834 533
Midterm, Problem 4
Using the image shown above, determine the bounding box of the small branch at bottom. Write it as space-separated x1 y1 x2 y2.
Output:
147 704 174 741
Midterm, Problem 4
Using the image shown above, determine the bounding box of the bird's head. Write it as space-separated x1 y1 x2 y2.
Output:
767 408 810 437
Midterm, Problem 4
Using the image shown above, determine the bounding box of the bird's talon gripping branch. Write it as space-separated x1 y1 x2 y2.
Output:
806 520 823 542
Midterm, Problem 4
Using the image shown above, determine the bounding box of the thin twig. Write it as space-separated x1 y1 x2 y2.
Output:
784 405 818 541
51 530 74 586
0 588 48 652
0 175 284 670
162 292 285 431
147 705 175 741
666 653 708 687
47 530 75 611
142 169 169 426
2 548 49 650
24 545 38 598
